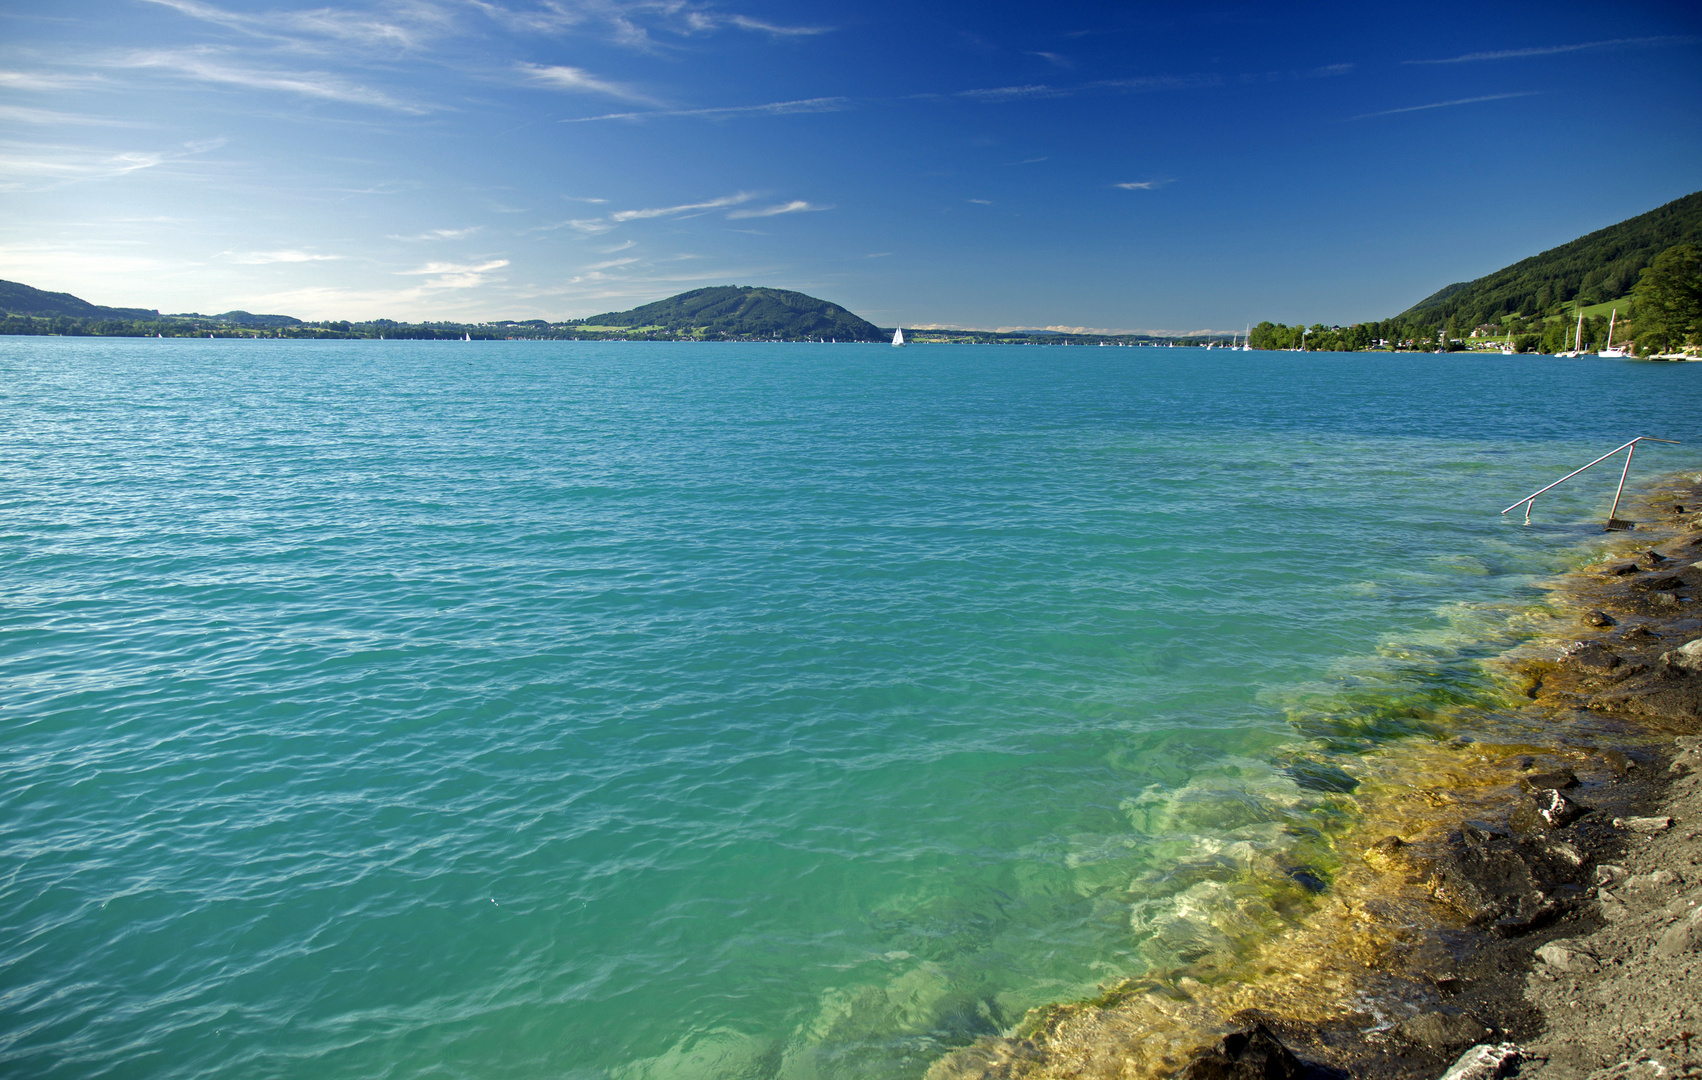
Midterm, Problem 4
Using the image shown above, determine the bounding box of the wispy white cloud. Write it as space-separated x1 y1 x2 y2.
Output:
967 198 992 205
0 105 136 127
387 227 483 241
957 84 1064 102
0 137 225 191
1114 180 1168 190
397 258 511 287
468 0 830 50
1351 92 1538 120
725 199 829 219
957 72 1223 104
864 252 891 258
139 0 448 51
724 14 832 37
551 194 755 234
0 70 109 92
118 49 425 112
1406 35 1696 64
517 62 654 102
599 239 636 252
220 249 342 264
561 96 851 122
608 192 753 222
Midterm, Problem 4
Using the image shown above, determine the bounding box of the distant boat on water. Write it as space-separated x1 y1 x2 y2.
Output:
892 327 905 347
1597 308 1628 357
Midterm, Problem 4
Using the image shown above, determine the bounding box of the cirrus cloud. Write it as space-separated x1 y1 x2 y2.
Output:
725 200 831 219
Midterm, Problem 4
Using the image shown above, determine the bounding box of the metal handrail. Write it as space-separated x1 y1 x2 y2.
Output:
1501 437 1680 528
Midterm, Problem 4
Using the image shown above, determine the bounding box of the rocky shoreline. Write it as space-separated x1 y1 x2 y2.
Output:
932 476 1702 1080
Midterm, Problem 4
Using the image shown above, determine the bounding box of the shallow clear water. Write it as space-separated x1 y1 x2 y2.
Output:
3 339 1698 1080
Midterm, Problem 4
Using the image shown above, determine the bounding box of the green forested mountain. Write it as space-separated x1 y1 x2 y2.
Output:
0 278 160 320
1401 190 1702 326
581 286 885 340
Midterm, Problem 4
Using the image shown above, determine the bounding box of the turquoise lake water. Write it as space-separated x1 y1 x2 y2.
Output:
3 339 1699 1080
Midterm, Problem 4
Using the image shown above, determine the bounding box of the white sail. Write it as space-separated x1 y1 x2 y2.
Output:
1597 308 1627 357
892 327 905 347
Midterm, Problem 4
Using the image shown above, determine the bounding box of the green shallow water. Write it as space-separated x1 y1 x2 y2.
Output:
2 339 1698 1079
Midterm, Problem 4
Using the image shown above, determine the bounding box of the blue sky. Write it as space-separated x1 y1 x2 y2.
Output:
2 1 1699 330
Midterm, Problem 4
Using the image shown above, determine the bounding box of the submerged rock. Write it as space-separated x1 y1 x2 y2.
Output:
1175 1023 1306 1080
1586 610 1617 627
1363 835 1426 878
1281 759 1359 793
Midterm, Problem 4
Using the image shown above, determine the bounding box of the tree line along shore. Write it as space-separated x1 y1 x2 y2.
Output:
1252 240 1702 357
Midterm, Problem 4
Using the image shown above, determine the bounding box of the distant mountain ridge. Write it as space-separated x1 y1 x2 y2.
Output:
0 279 304 327
1401 190 1702 326
581 286 885 341
0 279 161 321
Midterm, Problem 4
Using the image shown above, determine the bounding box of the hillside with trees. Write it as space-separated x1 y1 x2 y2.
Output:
1400 191 1702 328
1250 190 1702 354
581 286 885 341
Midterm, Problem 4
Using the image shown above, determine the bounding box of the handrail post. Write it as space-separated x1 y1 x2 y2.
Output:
1607 441 1636 529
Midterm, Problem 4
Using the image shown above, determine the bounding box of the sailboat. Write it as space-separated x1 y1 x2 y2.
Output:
1597 308 1628 357
463 332 471 341
1239 324 1251 351
892 327 905 348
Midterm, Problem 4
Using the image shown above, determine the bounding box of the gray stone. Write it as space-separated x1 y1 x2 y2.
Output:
1613 816 1675 833
1595 864 1630 886
1439 1043 1522 1080
1652 909 1702 959
1534 939 1600 973
1598 893 1632 922
1664 638 1702 671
